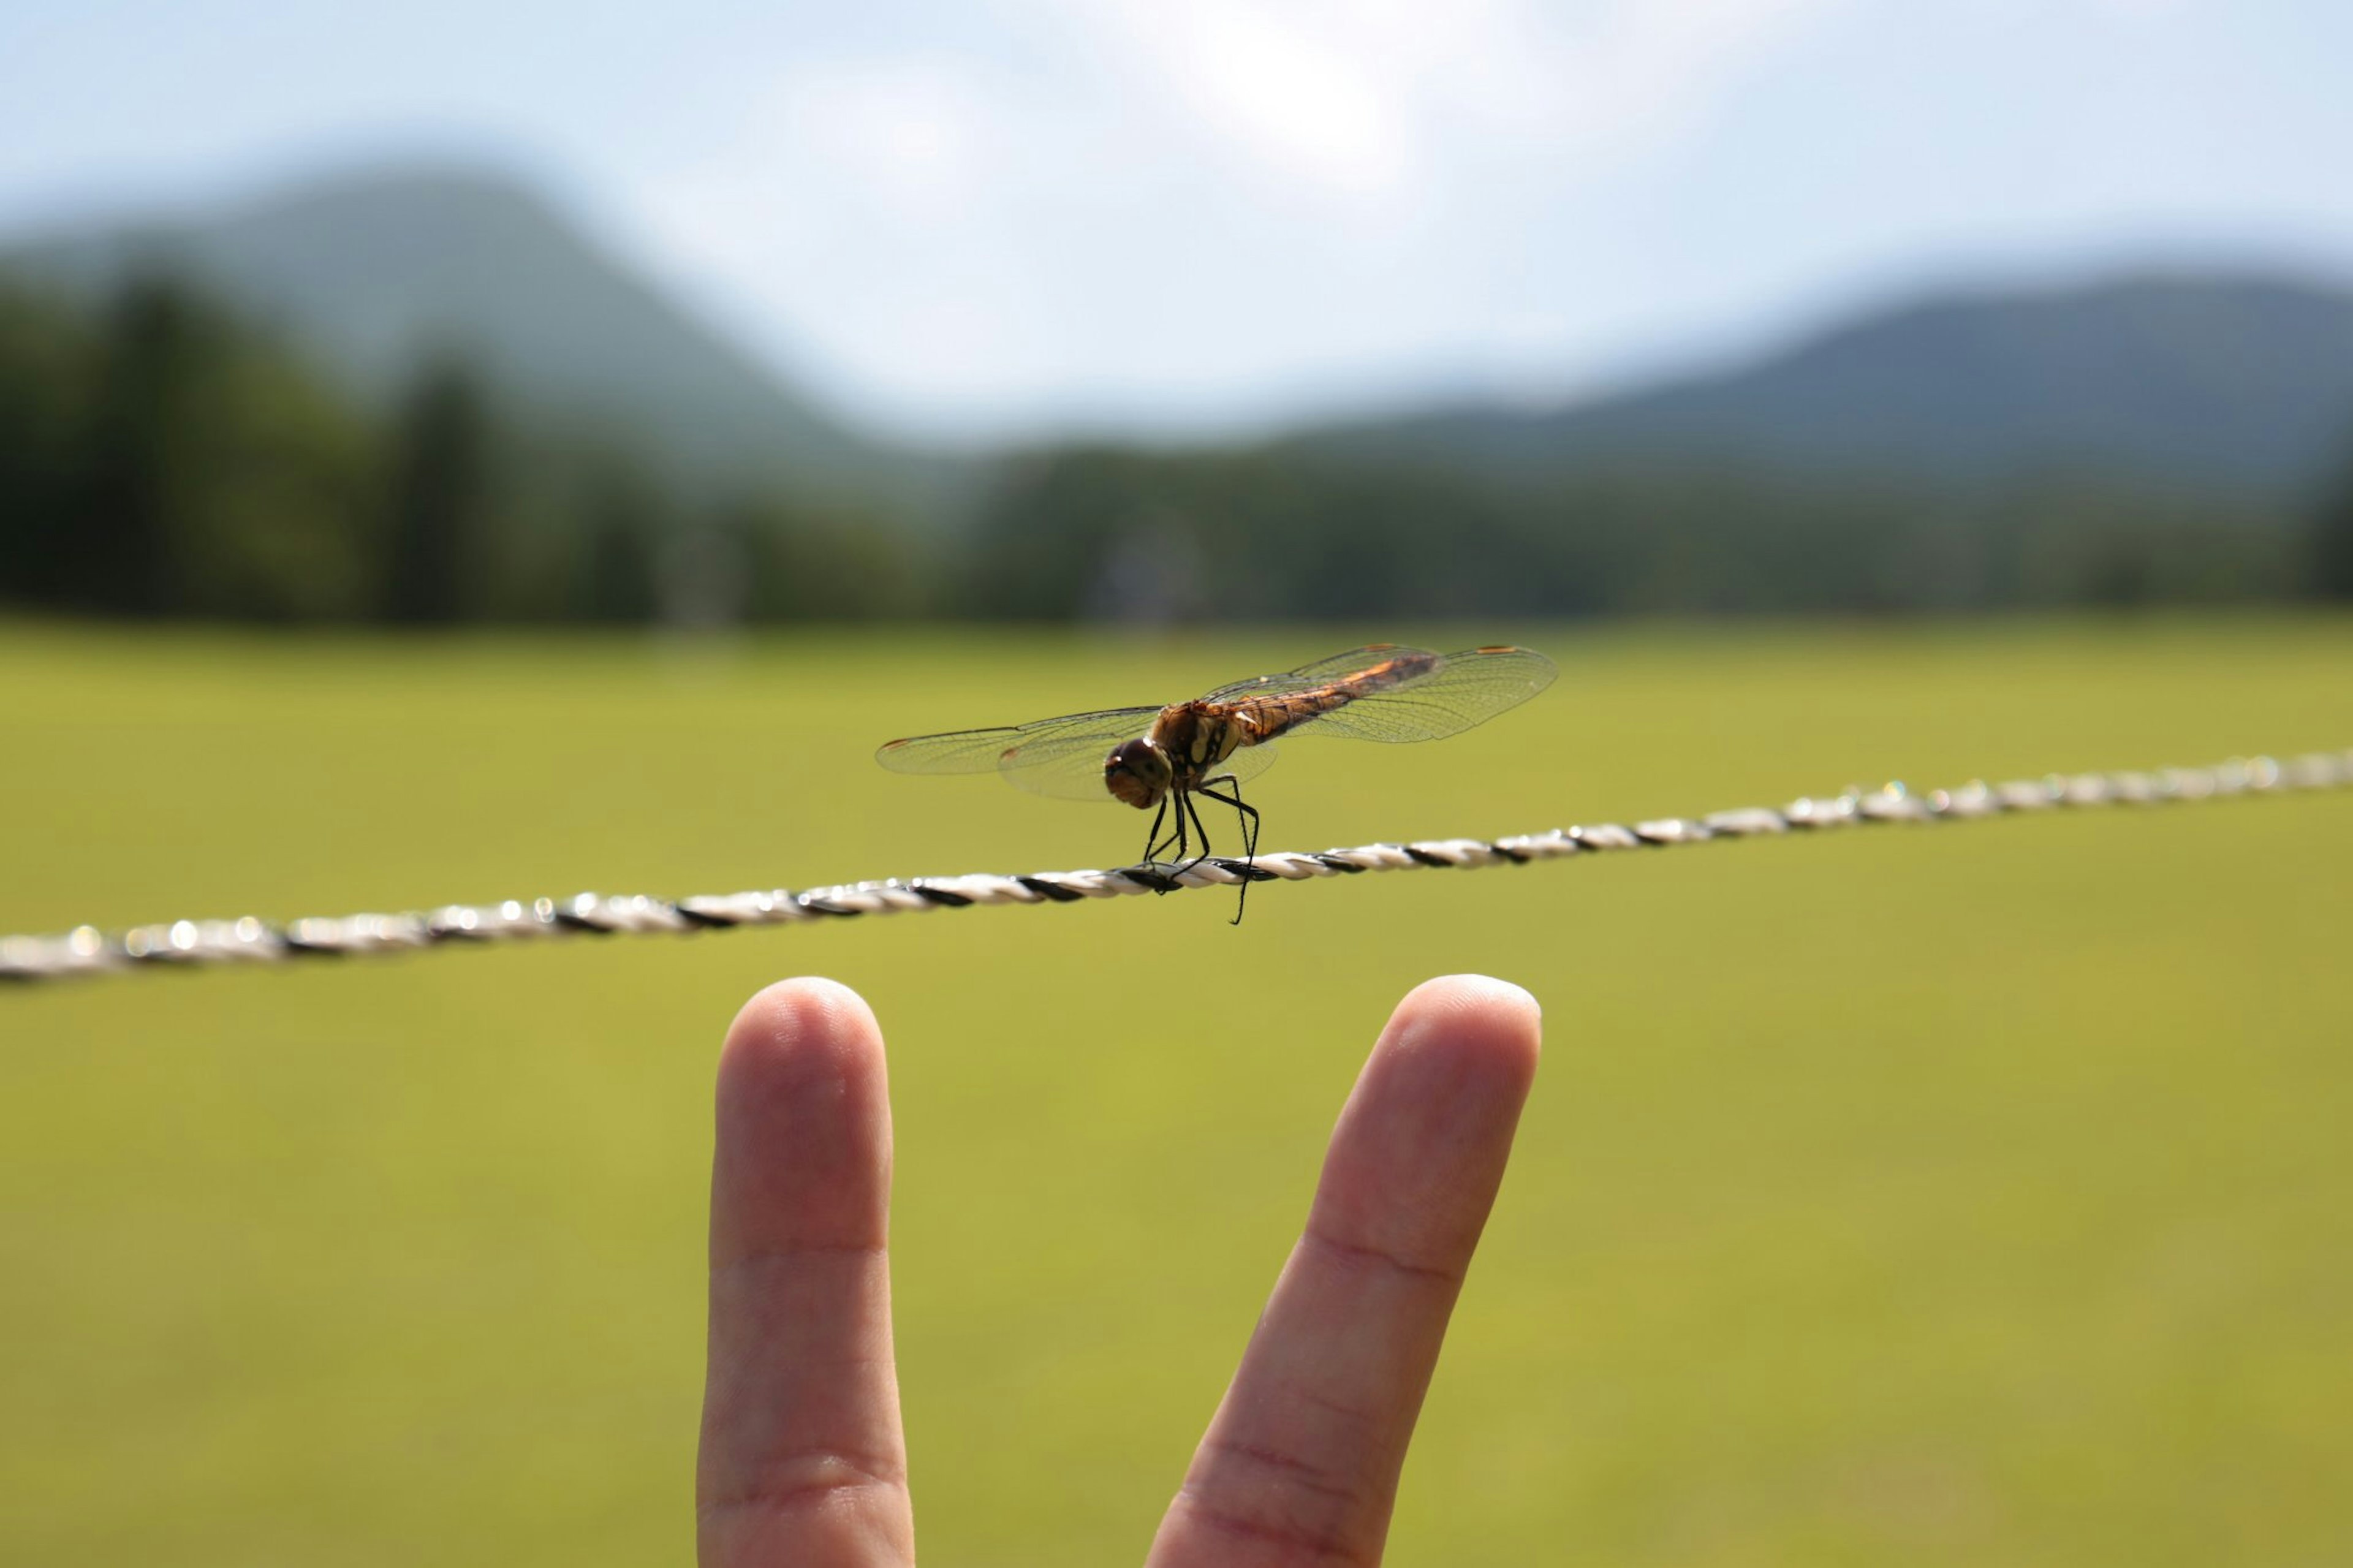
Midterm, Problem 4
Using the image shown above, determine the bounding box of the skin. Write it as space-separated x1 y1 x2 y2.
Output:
697 974 1544 1566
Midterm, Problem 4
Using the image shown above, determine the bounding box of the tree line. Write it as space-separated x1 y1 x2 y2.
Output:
5 270 2352 625
966 445 2328 621
0 273 919 624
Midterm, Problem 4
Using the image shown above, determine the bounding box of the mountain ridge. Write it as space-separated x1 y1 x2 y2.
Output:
9 162 2353 507
0 164 941 507
1299 270 2353 498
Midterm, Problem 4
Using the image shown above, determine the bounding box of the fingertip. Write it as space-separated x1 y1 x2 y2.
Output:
727 975 881 1047
1327 975 1541 1206
721 975 885 1083
710 978 893 1263
1387 973 1543 1083
716 978 891 1148
700 976 911 1551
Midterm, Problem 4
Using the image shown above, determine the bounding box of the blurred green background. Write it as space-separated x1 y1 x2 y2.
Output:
5 616 2349 1564
10 6 2353 1561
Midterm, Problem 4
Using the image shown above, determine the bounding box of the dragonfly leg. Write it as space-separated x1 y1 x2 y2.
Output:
1158 789 1230 904
1146 798 1194 893
1198 776 1262 925
1150 790 1191 894
1140 796 1174 866
1164 789 1210 880
1184 789 1211 869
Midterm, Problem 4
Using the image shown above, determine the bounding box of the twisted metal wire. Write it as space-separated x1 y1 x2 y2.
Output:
4 748 2346 985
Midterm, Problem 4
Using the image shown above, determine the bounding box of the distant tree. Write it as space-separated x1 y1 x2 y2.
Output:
0 282 99 605
384 354 496 623
727 493 923 621
4 274 378 620
575 452 663 623
963 447 1140 619
184 339 377 621
70 275 218 614
2312 440 2353 600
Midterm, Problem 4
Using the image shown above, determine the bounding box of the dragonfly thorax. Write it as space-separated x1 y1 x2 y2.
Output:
1105 706 1248 808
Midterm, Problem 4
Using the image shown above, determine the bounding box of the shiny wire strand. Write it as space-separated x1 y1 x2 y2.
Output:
4 748 2347 985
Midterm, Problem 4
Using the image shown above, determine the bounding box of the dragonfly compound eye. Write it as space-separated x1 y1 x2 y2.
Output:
1102 738 1172 808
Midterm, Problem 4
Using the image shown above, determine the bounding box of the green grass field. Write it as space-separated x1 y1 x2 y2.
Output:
4 616 2351 1565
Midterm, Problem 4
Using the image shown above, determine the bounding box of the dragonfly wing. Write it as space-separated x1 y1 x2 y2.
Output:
1273 645 1557 743
1198 645 1440 704
877 705 1161 803
1021 735 1279 802
876 725 1030 775
1202 740 1279 788
998 716 1164 801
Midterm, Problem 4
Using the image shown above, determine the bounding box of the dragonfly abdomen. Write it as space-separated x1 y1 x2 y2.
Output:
1232 650 1441 741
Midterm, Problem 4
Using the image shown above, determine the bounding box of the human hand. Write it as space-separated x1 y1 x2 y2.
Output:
697 972 1542 1566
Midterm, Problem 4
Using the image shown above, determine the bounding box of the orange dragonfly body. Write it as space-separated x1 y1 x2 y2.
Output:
876 643 1556 920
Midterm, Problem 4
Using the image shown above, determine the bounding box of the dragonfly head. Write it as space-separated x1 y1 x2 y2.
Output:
1103 737 1172 809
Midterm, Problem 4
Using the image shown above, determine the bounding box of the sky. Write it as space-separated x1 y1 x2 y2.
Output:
3 0 2351 444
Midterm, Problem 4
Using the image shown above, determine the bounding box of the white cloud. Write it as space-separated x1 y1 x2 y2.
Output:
780 59 1002 220
1079 0 1426 203
627 0 1860 432
650 52 1007 264
1060 0 1850 205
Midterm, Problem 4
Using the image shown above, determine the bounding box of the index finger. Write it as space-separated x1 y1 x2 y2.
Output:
1150 974 1543 1567
697 977 914 1567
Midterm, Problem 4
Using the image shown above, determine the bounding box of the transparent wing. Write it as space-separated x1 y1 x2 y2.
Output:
1199 644 1438 704
1252 645 1557 744
876 705 1161 802
1205 740 1280 787
1002 730 1153 801
1005 731 1282 801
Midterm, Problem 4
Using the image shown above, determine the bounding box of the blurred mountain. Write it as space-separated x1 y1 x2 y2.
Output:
1306 273 2353 498
0 165 942 508
10 164 2351 520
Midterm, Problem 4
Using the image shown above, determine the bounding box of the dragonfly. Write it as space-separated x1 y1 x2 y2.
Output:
876 643 1557 922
